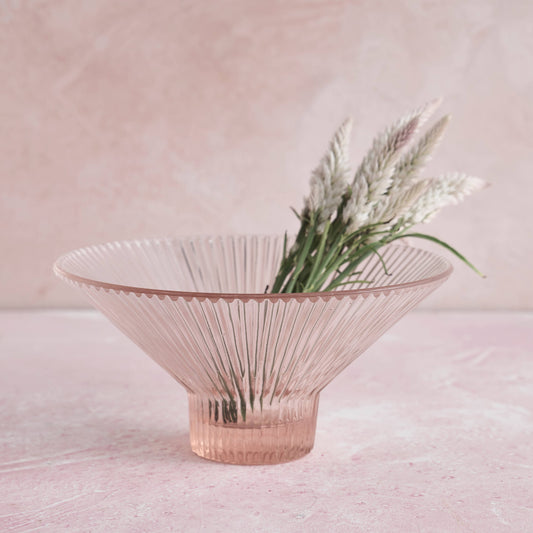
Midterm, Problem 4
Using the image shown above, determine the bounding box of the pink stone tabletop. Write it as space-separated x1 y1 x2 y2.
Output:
1 311 532 532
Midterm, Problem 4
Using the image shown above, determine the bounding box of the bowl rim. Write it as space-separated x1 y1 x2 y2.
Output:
53 235 453 302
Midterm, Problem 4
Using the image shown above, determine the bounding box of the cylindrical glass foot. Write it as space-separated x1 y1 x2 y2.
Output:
188 394 319 465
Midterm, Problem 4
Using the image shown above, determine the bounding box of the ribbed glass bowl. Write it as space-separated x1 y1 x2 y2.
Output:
54 235 452 465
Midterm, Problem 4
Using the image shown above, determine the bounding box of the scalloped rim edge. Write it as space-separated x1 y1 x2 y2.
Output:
53 237 453 303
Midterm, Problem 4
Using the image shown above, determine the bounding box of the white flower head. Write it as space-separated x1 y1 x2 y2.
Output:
404 173 487 225
343 98 442 233
304 118 352 231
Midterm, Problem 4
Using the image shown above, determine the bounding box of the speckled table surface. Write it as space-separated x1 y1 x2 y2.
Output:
1 311 532 532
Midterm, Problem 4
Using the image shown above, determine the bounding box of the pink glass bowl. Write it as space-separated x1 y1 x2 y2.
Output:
54 235 452 465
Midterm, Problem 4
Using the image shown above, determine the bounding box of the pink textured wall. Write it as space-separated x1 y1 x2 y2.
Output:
1 0 532 309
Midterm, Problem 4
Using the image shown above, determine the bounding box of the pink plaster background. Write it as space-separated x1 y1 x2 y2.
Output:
1 0 532 309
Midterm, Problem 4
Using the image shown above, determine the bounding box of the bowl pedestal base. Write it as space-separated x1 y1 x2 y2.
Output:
188 394 319 465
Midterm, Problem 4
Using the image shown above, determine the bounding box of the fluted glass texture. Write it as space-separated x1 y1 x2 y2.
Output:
54 235 452 464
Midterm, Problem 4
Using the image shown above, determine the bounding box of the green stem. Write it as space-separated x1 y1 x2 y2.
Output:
302 221 331 291
283 221 317 293
390 232 485 277
271 214 311 292
312 233 380 290
322 244 376 291
326 278 373 289
367 243 391 276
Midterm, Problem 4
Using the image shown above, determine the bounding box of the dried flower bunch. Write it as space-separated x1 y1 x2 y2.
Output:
271 99 486 294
